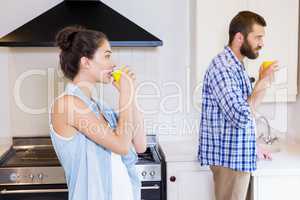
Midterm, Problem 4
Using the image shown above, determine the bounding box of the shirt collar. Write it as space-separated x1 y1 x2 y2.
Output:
224 46 245 70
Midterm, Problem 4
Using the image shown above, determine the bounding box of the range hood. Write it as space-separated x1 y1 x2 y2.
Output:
0 0 163 47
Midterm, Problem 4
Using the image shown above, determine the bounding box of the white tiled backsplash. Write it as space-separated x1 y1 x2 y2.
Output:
6 45 198 137
0 48 11 140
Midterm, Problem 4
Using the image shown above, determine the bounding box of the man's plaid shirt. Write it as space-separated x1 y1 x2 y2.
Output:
198 46 257 172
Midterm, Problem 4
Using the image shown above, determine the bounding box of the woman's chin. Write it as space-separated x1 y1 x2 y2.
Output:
104 78 113 84
96 76 113 84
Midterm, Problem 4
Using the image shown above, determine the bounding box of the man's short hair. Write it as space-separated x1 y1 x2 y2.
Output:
229 11 266 45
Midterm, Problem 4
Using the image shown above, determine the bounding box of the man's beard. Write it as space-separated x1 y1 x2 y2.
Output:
240 39 261 59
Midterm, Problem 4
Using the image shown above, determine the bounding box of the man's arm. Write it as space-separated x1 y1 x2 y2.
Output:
248 61 278 160
248 61 279 113
209 66 252 129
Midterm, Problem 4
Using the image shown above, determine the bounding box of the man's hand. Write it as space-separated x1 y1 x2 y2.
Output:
248 61 279 114
258 61 279 81
257 144 272 161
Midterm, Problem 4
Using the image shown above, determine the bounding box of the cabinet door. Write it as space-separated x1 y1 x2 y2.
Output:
167 162 215 200
246 0 299 102
195 0 298 102
253 175 300 200
195 0 247 97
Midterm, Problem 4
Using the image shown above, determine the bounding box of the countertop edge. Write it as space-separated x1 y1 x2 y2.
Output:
158 139 300 176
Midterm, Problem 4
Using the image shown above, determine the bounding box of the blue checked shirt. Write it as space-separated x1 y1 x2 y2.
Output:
198 46 257 172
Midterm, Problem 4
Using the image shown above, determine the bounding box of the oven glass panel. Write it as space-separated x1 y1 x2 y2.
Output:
0 184 68 200
141 181 161 200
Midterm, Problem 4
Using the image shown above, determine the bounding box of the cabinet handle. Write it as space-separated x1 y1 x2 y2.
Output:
170 176 176 182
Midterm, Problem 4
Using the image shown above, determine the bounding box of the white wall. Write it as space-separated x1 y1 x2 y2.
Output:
0 0 298 140
0 0 62 138
0 0 62 38
0 48 11 144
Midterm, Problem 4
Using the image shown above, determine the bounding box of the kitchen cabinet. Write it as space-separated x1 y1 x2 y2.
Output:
251 137 300 200
252 174 300 200
159 136 300 200
158 138 215 200
195 0 298 102
195 0 246 97
166 162 215 200
246 0 298 102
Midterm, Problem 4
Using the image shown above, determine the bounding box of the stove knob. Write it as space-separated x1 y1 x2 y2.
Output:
38 173 44 180
9 173 17 182
141 171 147 177
29 174 34 181
150 171 155 177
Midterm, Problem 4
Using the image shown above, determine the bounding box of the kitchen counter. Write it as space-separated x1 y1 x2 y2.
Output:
0 144 11 158
158 136 300 175
253 138 300 176
0 138 12 159
158 137 199 162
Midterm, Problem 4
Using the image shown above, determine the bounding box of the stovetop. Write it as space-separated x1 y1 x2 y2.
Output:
1 147 60 168
0 139 160 167
0 136 162 184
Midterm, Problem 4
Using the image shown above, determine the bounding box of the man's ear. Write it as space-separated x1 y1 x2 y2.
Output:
235 32 245 46
80 57 91 69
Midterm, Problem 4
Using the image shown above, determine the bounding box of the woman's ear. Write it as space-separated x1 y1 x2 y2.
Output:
80 57 91 70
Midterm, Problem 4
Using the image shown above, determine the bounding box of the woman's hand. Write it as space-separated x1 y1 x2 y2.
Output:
112 66 136 93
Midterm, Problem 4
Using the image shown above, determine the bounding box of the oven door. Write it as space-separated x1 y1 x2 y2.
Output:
141 181 161 200
1 182 162 200
0 184 68 200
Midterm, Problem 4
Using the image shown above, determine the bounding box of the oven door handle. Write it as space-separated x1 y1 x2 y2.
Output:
1 185 159 194
141 184 160 190
0 188 68 194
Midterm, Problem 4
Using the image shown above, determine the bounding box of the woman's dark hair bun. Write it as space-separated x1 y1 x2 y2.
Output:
55 26 83 51
55 25 108 80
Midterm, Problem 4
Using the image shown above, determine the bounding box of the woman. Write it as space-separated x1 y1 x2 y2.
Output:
49 26 146 200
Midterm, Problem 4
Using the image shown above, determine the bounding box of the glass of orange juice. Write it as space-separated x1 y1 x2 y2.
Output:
262 61 274 70
111 65 128 83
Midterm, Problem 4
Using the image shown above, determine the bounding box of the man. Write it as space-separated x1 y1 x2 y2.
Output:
198 11 278 200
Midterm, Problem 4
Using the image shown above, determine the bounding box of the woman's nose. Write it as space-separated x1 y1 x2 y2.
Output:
110 60 116 68
110 63 116 70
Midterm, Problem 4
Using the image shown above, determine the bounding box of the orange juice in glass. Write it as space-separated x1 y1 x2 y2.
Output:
262 61 274 70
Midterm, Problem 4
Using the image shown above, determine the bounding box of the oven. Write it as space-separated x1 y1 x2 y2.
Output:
0 137 166 200
137 144 165 200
